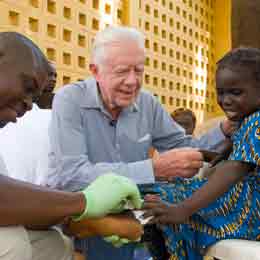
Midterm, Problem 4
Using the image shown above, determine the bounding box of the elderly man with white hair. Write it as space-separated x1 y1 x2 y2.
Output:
0 31 143 260
48 26 235 260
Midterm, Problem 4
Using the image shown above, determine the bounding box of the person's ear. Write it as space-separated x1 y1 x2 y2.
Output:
89 63 98 75
90 63 102 82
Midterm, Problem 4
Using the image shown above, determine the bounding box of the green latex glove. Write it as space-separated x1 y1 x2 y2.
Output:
74 173 142 220
104 235 130 248
104 235 140 248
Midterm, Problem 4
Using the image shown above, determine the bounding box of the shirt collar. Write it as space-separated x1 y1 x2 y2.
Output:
32 103 40 110
81 77 139 113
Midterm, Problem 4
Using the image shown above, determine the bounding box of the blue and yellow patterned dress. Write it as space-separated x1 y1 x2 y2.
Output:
148 111 260 260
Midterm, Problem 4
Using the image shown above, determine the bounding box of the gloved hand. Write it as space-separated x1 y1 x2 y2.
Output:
74 173 142 220
104 235 140 248
104 235 130 248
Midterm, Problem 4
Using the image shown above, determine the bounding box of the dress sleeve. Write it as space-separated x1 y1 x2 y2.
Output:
230 114 260 167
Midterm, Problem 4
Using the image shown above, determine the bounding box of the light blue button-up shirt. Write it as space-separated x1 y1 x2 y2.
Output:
48 77 225 191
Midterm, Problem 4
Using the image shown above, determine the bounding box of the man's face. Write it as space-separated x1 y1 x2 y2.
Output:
43 63 57 93
216 67 260 121
91 40 145 115
0 68 44 126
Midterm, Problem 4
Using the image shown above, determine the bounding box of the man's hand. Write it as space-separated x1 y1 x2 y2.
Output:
152 148 203 180
74 173 142 220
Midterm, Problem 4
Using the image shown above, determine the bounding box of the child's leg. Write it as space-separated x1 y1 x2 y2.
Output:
139 178 208 260
143 177 260 260
141 224 170 260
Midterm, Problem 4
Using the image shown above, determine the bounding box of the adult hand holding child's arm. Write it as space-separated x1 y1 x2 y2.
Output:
74 173 142 220
152 148 204 180
68 173 143 243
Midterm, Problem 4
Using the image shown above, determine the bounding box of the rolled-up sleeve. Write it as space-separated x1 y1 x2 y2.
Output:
151 98 225 152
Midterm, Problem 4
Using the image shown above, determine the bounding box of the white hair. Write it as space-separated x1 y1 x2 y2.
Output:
91 26 145 66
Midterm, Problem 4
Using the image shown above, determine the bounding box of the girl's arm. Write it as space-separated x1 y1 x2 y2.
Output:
144 160 254 224
209 138 233 166
178 136 247 216
180 160 254 214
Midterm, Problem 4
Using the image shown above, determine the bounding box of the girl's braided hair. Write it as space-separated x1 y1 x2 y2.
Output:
217 47 260 82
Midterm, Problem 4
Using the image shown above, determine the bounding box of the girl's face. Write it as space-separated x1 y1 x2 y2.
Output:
216 67 260 121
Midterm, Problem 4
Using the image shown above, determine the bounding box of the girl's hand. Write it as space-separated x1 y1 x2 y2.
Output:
143 195 192 225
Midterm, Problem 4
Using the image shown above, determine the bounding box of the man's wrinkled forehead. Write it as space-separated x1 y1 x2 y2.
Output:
104 41 145 63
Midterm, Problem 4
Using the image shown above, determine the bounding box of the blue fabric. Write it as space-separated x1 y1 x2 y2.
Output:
74 236 136 260
148 111 260 260
133 246 152 260
74 238 152 260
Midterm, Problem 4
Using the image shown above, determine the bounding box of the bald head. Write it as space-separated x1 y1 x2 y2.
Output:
0 32 49 125
0 32 48 84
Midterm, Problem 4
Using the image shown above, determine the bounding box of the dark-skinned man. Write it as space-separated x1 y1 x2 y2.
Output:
0 31 141 260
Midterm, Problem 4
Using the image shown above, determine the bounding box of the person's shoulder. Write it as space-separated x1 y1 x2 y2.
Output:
136 89 164 115
137 89 159 105
234 110 260 142
241 110 260 128
54 77 95 102
0 154 8 176
251 110 260 120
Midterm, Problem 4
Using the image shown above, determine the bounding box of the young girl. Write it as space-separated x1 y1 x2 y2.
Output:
143 47 260 260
